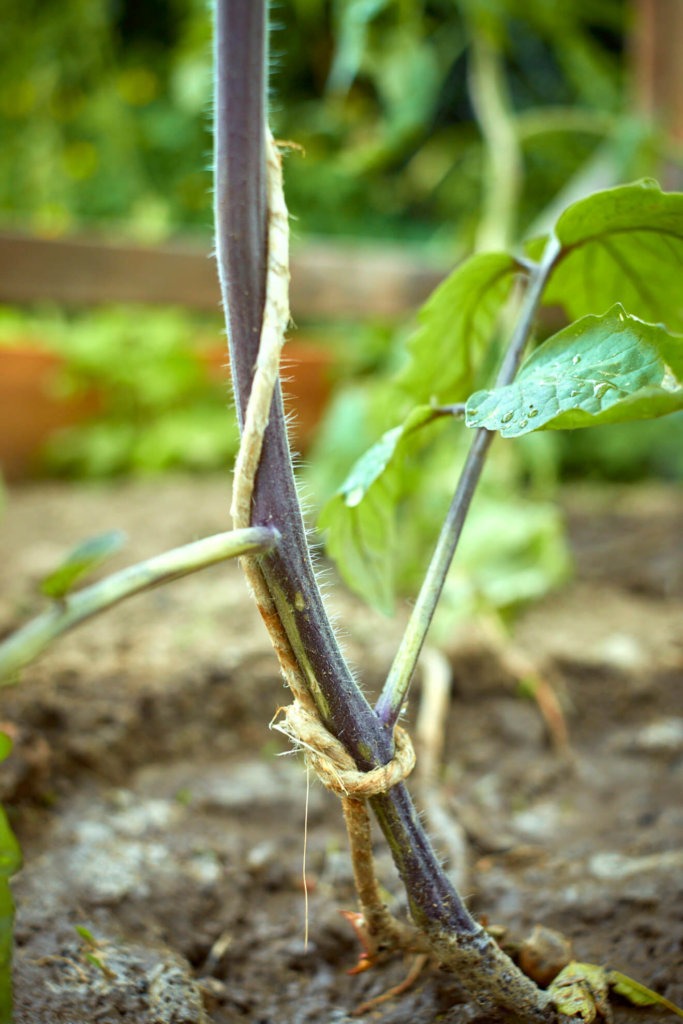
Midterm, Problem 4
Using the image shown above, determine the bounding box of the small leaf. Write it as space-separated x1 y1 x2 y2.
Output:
75 925 97 945
40 530 127 600
466 305 683 438
608 969 683 1017
319 406 445 613
531 179 683 330
0 877 15 1023
548 962 610 1023
399 252 519 405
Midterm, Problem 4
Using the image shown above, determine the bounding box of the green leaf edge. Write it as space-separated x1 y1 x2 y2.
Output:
40 529 128 600
319 405 449 613
397 250 520 404
607 969 683 1017
465 304 683 438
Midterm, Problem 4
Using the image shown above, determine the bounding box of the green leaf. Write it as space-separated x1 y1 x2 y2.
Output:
0 809 19 883
532 179 683 330
466 305 683 438
607 970 683 1017
0 803 21 1024
319 406 445 613
83 952 113 978
399 252 519 405
75 925 97 945
0 736 18 1023
0 736 11 766
40 529 127 600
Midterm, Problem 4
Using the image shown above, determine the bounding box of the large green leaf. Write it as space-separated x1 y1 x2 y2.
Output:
319 406 444 613
465 305 683 438
532 180 683 330
399 252 519 404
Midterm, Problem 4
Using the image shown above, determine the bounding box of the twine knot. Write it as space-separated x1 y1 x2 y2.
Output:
272 702 415 798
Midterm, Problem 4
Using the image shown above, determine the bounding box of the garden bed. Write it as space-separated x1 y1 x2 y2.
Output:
0 477 681 1023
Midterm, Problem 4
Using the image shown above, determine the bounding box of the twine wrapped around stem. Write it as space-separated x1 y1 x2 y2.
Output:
272 700 422 969
231 125 421 974
272 701 415 798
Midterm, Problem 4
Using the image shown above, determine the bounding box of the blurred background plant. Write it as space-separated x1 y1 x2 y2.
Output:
0 0 212 241
0 305 239 476
0 0 665 242
0 0 681 551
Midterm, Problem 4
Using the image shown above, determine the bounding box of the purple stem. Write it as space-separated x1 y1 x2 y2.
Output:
214 0 478 938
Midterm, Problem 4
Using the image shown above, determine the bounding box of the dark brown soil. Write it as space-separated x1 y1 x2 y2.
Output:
1 478 681 1023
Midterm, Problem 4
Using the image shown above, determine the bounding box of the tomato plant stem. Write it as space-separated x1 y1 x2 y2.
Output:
215 0 488 940
215 5 559 1017
376 236 561 729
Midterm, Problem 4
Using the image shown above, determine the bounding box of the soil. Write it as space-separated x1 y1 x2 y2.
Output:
0 477 681 1023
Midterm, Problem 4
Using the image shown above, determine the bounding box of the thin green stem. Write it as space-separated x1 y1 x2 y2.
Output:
376 237 561 728
0 526 278 683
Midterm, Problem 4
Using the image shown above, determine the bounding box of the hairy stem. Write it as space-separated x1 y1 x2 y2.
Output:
215 0 372 748
376 236 561 729
0 527 278 683
216 0 483 927
215 4 559 1018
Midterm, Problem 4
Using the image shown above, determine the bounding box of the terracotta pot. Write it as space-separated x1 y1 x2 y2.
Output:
0 347 101 481
0 338 336 481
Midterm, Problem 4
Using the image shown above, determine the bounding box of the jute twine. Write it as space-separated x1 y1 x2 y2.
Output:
229 135 416 804
272 701 416 799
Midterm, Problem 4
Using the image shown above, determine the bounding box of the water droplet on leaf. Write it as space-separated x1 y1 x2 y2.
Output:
528 409 539 418
501 411 514 423
572 355 581 365
519 419 528 429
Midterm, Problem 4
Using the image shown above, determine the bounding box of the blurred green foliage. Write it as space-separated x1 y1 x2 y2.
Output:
1 0 681 483
314 384 570 620
0 306 239 475
279 0 635 246
0 0 213 239
0 0 647 244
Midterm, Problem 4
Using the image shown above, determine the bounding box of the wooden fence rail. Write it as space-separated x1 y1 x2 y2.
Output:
0 231 448 321
0 230 452 478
